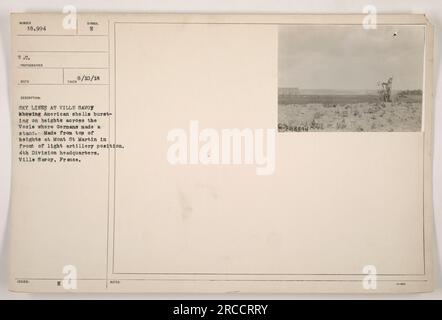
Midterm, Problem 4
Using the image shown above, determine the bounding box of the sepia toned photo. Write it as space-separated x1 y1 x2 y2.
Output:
278 25 425 132
7 12 435 295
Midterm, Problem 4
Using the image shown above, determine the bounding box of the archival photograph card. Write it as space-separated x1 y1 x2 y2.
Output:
9 13 434 293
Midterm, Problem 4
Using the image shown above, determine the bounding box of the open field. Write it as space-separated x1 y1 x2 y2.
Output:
278 94 422 132
278 94 380 105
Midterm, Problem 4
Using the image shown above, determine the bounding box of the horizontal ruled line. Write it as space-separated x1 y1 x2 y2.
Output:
17 34 108 37
17 83 109 86
17 50 108 53
17 67 109 69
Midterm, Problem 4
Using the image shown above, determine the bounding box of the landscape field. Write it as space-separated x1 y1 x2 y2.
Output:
278 93 422 132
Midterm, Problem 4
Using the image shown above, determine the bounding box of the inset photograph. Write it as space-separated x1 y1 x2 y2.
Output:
278 25 425 132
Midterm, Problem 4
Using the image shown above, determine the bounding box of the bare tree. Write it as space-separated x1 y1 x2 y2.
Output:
378 77 393 102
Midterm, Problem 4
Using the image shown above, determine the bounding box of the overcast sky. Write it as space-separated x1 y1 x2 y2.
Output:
278 25 425 91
